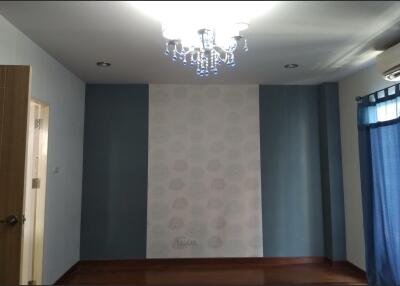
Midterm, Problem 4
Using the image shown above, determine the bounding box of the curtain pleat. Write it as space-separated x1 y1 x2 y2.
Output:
358 83 400 285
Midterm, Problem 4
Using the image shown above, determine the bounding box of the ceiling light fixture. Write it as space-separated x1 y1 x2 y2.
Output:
284 64 299 69
163 26 248 77
132 1 276 77
96 61 111 67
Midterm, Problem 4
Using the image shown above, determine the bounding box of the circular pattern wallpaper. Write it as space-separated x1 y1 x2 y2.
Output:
147 85 263 258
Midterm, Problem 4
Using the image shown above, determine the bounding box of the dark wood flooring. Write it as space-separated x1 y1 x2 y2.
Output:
56 258 367 285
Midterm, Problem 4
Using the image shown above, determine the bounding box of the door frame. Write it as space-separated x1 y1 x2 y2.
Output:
20 99 49 285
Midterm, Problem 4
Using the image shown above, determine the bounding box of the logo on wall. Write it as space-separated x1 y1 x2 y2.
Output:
173 236 198 249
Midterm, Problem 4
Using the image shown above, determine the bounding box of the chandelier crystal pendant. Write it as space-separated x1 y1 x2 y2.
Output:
132 1 277 76
163 25 249 77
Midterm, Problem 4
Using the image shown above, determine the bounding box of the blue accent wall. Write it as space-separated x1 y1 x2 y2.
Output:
80 84 148 259
260 85 325 257
79 83 345 260
318 83 346 261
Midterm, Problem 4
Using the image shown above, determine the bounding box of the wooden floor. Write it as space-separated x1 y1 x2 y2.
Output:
56 259 367 285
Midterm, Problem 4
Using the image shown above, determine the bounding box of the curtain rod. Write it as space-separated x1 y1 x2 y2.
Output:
355 83 399 102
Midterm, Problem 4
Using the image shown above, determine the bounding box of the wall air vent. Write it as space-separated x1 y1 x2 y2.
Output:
377 42 400 82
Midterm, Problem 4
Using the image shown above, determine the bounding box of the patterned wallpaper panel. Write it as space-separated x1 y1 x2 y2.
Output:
147 85 263 258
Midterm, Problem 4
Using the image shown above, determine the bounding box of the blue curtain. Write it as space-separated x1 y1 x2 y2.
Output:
358 84 400 285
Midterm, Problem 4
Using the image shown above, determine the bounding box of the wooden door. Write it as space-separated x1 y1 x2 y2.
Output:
0 65 31 285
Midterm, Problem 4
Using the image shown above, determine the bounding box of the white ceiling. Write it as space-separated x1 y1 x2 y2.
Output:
1 1 400 84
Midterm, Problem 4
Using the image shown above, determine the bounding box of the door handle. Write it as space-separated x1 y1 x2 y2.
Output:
0 215 19 226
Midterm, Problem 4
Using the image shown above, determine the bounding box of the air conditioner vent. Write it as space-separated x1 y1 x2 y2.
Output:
377 42 400 82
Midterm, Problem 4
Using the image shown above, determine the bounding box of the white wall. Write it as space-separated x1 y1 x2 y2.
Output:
339 63 393 270
0 15 85 284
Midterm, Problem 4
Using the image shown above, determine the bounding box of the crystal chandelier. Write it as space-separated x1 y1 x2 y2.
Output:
163 26 248 76
165 28 248 77
131 1 277 76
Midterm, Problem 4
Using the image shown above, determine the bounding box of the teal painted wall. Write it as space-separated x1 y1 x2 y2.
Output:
79 84 345 260
318 83 346 261
259 84 346 259
260 85 325 256
80 84 148 259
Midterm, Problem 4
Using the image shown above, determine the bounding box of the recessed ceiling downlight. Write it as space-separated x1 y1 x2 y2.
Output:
284 64 299 69
96 61 111 67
